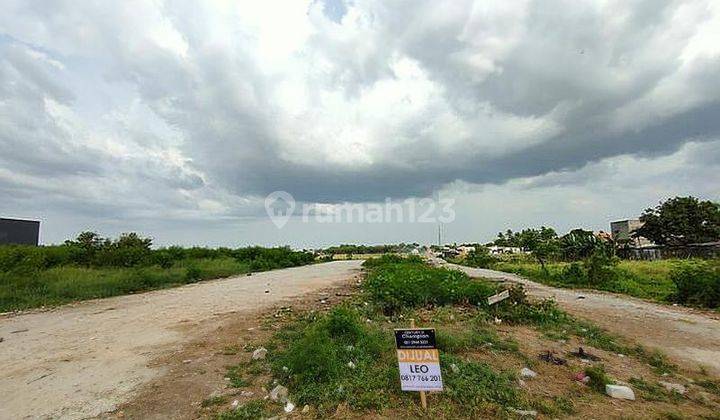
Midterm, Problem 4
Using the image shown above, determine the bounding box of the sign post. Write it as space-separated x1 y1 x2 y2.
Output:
395 319 443 410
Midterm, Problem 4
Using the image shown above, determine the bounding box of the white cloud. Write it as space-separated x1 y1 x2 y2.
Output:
0 0 719 245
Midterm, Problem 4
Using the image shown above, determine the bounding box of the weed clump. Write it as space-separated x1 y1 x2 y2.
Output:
216 400 266 420
584 364 611 393
269 306 394 412
629 378 683 402
488 287 570 327
670 260 720 308
436 326 518 354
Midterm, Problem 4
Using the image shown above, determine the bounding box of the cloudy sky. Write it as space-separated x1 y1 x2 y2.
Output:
1 0 719 247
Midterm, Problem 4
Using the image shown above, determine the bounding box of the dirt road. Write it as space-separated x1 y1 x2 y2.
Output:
0 261 363 420
445 262 720 376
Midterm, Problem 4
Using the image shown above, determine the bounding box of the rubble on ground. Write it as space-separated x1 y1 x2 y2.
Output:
252 347 268 360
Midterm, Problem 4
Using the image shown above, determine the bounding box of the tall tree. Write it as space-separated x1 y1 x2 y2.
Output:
635 196 720 246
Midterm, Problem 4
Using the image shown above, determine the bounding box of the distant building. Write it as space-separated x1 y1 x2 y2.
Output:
595 230 613 242
0 218 40 246
610 219 653 247
488 245 524 255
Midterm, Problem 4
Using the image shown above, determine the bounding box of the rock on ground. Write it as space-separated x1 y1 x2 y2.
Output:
269 385 288 403
659 381 687 395
605 384 635 400
252 347 268 360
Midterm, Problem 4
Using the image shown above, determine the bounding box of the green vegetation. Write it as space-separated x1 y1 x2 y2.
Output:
696 379 720 396
216 400 267 420
670 260 720 308
201 395 227 408
584 365 611 393
258 306 521 418
635 196 720 247
362 255 495 314
493 259 679 302
629 378 684 402
217 256 692 418
0 231 315 312
270 306 395 412
458 245 499 269
474 196 720 308
491 258 720 308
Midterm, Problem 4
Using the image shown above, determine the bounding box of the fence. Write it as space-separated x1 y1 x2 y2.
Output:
617 242 720 260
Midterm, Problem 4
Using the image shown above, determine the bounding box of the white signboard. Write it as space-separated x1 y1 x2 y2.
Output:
395 328 444 392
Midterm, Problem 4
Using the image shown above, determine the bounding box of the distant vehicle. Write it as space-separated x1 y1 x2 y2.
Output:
0 218 40 246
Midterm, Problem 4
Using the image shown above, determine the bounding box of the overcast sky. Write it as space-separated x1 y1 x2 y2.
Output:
1 0 719 247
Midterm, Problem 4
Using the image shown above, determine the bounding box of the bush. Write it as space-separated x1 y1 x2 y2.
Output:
361 253 419 268
185 265 202 281
0 233 314 311
585 250 619 285
670 261 720 308
462 246 499 268
490 295 570 327
561 262 587 284
363 259 494 314
584 364 611 393
1 234 314 273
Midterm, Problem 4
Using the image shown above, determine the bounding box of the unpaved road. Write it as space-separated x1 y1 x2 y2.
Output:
445 262 720 376
0 261 363 420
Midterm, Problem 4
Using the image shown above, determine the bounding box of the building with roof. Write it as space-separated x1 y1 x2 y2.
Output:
0 218 40 246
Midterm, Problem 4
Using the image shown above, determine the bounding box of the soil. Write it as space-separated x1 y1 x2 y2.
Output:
444 262 720 377
0 261 364 419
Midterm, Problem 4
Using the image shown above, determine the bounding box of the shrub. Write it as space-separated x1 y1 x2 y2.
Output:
185 265 202 281
490 296 570 327
363 260 494 314
361 253 419 268
462 246 499 268
561 262 587 284
585 250 619 285
584 364 611 393
670 261 720 308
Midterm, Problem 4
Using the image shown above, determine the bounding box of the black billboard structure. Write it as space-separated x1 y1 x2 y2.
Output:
0 218 40 246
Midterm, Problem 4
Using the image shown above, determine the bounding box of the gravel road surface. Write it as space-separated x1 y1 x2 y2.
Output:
0 261 363 419
445 262 720 376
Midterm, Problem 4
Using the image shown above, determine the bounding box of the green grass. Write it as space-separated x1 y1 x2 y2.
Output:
0 257 249 312
216 256 689 419
436 324 519 354
216 400 267 420
201 396 227 408
629 377 684 402
363 255 495 314
696 379 720 396
584 364 611 393
222 304 522 418
485 285 677 374
268 306 397 413
491 259 683 303
0 241 317 312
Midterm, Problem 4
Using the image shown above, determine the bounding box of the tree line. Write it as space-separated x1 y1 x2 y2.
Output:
0 231 315 273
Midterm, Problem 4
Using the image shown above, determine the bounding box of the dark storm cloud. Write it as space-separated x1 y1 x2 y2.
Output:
0 0 718 240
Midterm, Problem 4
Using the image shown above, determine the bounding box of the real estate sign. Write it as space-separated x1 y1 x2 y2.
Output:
394 328 443 392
